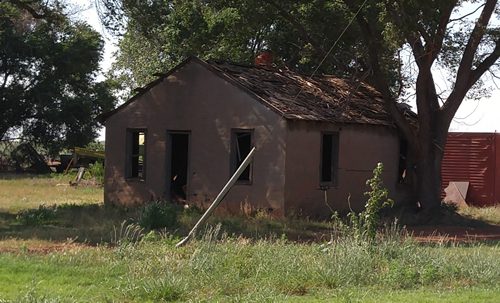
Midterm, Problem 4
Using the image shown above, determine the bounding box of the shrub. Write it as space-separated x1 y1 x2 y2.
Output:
138 201 180 230
16 204 58 226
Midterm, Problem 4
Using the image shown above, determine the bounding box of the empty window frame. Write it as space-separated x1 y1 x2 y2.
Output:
320 132 339 185
127 129 146 179
231 129 253 183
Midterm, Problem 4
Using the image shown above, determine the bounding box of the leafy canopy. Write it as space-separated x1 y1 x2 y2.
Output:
0 0 116 154
97 0 372 90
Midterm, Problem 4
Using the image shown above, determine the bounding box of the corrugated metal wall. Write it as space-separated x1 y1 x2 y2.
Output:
441 133 499 206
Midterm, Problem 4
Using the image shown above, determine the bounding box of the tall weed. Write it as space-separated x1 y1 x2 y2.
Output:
333 162 394 242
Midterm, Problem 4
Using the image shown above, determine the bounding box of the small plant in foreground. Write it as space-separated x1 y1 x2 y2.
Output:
334 163 394 242
362 162 394 240
112 221 145 245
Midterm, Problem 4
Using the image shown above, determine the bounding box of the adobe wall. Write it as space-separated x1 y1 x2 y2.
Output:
104 61 287 215
284 121 400 218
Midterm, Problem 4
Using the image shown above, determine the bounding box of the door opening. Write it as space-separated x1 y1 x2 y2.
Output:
169 133 189 200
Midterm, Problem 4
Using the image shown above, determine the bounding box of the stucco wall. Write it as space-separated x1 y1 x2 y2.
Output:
284 121 400 218
104 61 287 214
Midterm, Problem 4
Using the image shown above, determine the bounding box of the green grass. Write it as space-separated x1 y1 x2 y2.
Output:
287 287 500 302
459 205 500 225
0 173 102 213
0 175 499 302
0 234 498 302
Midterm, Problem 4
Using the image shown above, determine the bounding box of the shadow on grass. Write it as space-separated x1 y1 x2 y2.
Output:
201 214 334 242
0 204 140 244
1 202 499 246
0 203 335 245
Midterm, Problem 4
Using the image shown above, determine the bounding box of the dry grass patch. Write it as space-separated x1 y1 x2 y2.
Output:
0 238 92 254
459 205 500 225
0 173 102 213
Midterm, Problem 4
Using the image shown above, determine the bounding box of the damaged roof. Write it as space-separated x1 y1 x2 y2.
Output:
210 61 400 126
99 57 415 126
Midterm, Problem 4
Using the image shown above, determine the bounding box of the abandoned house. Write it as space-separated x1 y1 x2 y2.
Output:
99 56 413 217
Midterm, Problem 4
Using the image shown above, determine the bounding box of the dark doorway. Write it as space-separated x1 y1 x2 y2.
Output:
398 137 408 184
169 133 189 200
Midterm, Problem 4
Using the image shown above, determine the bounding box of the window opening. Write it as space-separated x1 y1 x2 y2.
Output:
232 130 253 182
321 133 339 184
128 130 146 179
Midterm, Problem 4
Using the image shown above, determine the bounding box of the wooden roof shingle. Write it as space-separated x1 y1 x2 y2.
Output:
209 61 406 126
99 57 415 126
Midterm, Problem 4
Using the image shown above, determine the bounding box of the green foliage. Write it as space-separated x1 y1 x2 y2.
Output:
138 201 180 230
335 163 394 242
0 0 116 154
97 0 367 91
16 205 58 226
87 161 104 185
85 141 105 152
362 162 394 240
111 221 145 246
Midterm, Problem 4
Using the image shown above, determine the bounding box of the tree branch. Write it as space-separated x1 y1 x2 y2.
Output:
342 1 416 146
449 3 485 22
267 1 327 58
428 1 457 62
1 71 10 89
441 0 498 123
9 0 51 19
455 0 497 82
384 1 428 68
469 39 500 86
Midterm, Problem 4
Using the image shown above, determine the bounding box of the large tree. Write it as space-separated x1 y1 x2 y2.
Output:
339 0 500 212
97 0 372 89
98 0 499 212
0 0 116 154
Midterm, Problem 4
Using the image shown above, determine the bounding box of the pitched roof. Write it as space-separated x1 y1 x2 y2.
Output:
99 57 415 126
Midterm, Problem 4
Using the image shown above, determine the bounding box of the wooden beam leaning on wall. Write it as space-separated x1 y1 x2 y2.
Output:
176 147 256 248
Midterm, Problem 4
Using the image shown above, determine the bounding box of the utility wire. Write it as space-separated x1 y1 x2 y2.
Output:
308 0 369 80
292 0 370 101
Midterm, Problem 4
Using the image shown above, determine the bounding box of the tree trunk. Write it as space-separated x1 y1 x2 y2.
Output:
415 129 447 213
416 149 442 209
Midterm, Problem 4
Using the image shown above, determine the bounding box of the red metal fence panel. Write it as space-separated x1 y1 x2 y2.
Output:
441 133 498 206
495 134 500 205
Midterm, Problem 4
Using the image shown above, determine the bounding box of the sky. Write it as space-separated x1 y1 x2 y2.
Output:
69 0 500 138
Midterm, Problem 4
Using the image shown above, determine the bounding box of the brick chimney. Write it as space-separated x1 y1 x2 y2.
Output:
255 51 273 67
